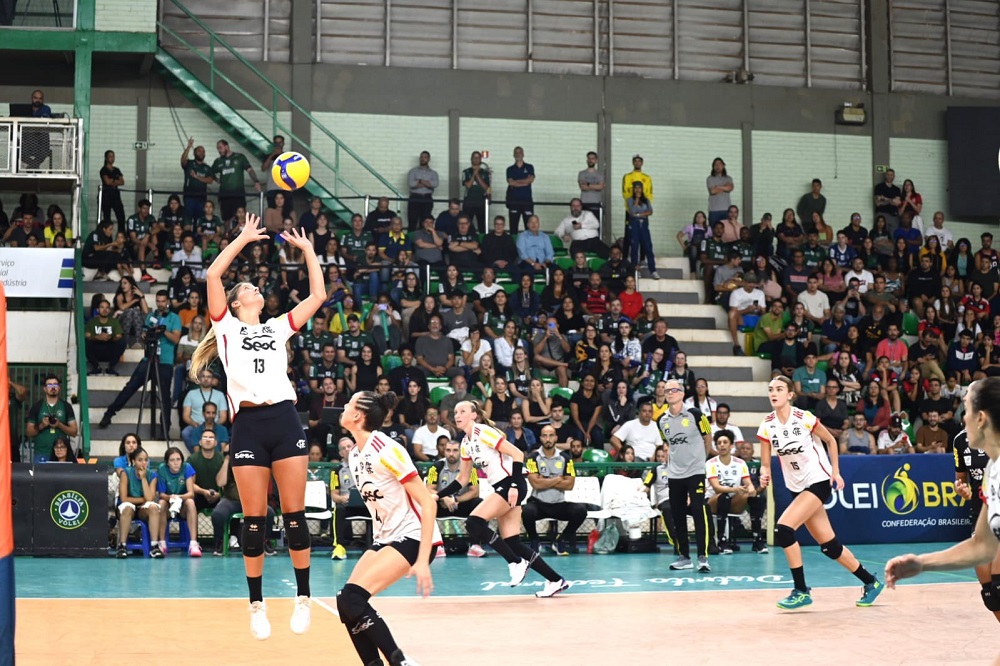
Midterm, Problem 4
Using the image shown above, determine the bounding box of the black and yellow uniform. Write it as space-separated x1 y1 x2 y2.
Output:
954 429 989 532
332 462 369 547
523 449 588 549
426 460 481 518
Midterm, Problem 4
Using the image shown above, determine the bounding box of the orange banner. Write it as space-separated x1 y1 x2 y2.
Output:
0 281 11 558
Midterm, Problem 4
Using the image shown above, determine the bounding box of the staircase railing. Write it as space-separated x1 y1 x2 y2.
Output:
156 0 403 205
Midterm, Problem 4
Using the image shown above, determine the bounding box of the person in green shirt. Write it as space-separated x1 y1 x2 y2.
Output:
84 299 125 374
180 137 215 221
188 430 224 513
126 199 159 282
26 373 78 462
211 139 261 221
752 299 787 355
82 218 129 279
338 214 372 267
196 199 223 259
462 151 492 233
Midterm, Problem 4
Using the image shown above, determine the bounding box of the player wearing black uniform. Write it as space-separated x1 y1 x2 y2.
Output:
953 428 1000 623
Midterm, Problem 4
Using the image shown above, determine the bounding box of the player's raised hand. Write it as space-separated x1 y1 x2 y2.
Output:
885 554 923 589
240 214 269 243
280 227 314 252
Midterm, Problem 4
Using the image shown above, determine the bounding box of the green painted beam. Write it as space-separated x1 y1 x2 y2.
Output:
0 29 155 52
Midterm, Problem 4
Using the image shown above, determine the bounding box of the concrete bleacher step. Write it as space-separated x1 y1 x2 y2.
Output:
92 421 179 444
91 439 170 460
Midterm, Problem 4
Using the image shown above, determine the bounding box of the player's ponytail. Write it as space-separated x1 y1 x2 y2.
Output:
189 282 247 382
188 327 219 382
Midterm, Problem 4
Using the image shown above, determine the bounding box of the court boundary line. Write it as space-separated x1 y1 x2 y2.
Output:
15 578 978 603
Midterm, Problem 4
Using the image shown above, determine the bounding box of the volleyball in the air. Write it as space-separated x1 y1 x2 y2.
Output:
272 151 310 191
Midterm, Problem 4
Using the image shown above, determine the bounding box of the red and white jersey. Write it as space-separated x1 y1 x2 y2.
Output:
212 309 298 416
756 408 832 493
350 431 441 546
461 423 513 486
985 460 1000 543
705 455 750 499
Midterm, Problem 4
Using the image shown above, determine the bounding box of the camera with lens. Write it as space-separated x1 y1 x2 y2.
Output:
143 323 167 359
46 414 57 425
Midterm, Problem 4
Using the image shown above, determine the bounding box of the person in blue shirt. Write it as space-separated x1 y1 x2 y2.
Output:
505 146 535 233
113 433 141 474
30 90 51 118
155 446 202 557
99 290 182 433
116 447 162 558
515 215 554 283
829 231 858 269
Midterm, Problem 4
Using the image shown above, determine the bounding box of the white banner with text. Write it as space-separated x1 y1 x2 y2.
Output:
0 248 75 298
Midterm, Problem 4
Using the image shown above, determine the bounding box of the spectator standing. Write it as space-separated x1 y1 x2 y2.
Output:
211 139 261 222
26 373 78 462
505 146 535 233
84 299 125 375
706 158 734 225
797 178 827 227
180 138 214 222
626 181 658 279
621 153 652 224
658 379 714 572
874 168 902 233
577 151 605 219
100 150 126 232
522 426 588 555
406 151 439 231
462 151 491 233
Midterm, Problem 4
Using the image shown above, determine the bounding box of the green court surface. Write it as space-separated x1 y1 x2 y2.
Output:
15 542 977 600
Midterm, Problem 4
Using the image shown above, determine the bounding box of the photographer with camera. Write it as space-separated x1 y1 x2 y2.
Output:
26 373 78 462
98 290 181 435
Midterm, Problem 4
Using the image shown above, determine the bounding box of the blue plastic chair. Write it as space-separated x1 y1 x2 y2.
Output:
125 519 151 558
165 517 192 552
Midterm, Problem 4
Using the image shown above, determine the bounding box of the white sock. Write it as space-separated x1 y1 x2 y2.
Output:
158 540 167 550
189 540 198 547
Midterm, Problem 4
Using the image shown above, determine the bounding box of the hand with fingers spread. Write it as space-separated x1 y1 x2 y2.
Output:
280 227 316 253
238 214 269 244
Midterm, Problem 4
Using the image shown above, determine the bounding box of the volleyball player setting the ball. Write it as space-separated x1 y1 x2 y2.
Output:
887 378 1000 597
758 376 884 610
337 390 439 666
438 400 569 598
190 214 325 639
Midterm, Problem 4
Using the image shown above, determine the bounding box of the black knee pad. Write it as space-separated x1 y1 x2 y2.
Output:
465 515 489 545
982 583 1000 612
283 510 311 551
336 583 371 625
241 516 267 558
774 524 797 549
819 538 843 560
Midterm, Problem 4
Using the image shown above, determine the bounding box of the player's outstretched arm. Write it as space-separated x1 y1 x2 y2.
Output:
886 504 997 588
283 227 327 327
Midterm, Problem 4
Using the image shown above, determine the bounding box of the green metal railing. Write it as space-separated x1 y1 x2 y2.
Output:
156 0 403 209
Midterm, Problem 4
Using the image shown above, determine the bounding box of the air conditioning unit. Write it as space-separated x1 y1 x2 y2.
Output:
835 103 866 126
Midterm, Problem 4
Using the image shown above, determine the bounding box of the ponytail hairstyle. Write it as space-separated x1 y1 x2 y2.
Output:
456 399 496 428
189 282 249 382
356 390 399 431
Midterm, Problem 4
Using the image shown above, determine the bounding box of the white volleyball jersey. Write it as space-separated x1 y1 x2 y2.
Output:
461 423 514 486
350 430 441 546
756 408 832 493
212 309 299 416
705 455 750 499
986 460 1000 543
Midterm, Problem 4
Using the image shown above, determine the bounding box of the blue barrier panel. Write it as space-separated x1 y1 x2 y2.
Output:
773 453 974 545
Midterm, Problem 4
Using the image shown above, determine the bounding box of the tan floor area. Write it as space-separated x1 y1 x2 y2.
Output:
16 585 1000 665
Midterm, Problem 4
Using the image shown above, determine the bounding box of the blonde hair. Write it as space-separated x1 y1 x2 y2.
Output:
457 399 496 428
189 282 246 382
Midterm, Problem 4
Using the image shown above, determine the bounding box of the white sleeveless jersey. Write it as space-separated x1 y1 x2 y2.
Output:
705 455 750 499
212 309 298 416
756 408 832 493
461 423 514 486
985 460 1000 543
350 430 442 546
